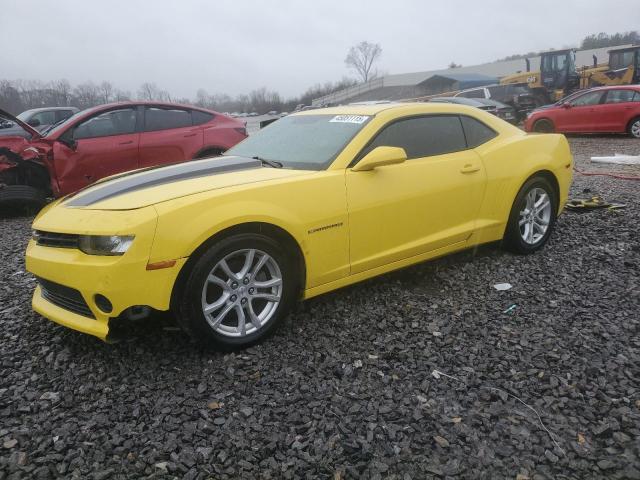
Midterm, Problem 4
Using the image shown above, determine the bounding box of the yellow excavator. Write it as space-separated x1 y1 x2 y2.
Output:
500 45 640 102
586 45 640 87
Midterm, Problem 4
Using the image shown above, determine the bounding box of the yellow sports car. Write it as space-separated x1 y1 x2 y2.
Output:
26 103 572 349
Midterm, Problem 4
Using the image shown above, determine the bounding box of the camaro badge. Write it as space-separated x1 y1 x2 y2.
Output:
308 222 344 234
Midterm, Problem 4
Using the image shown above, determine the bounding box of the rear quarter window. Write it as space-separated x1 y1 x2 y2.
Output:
192 110 214 125
144 108 192 131
460 116 498 148
459 89 485 99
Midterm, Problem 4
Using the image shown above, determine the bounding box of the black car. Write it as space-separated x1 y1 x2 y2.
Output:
428 96 498 114
454 83 545 121
475 99 517 124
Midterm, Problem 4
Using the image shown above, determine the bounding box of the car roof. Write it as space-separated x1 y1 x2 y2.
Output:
580 85 640 92
430 97 484 106
291 101 492 117
20 106 79 114
75 101 219 117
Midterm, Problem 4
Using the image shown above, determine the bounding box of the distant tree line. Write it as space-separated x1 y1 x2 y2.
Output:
495 30 639 62
580 31 640 49
0 77 358 116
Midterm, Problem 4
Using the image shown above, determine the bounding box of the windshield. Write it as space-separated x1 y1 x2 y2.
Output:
225 114 372 170
16 111 31 121
44 109 87 137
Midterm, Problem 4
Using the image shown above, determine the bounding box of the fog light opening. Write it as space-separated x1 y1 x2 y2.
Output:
94 294 113 313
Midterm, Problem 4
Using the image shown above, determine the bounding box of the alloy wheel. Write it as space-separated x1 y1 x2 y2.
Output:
518 187 552 245
201 248 283 337
631 120 640 138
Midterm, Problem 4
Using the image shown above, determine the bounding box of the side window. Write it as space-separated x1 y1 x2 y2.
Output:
460 116 498 148
570 91 604 106
488 86 506 99
634 91 640 102
55 110 75 123
459 89 484 99
605 89 636 104
362 116 467 160
144 108 192 131
192 110 214 125
30 111 56 126
555 54 567 72
73 108 137 140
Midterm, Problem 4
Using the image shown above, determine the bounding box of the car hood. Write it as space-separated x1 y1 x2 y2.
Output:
0 108 42 139
61 156 313 210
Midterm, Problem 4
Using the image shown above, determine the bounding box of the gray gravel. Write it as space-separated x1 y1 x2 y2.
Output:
1 136 639 479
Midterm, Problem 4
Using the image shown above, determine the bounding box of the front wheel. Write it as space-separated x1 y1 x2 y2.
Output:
533 119 554 133
628 117 640 138
503 176 558 254
174 233 297 350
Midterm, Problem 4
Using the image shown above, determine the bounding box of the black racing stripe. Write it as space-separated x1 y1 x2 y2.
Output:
65 156 261 207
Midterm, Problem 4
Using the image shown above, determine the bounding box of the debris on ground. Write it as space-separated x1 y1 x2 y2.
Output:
503 304 517 314
493 282 513 291
591 154 640 165
566 195 627 212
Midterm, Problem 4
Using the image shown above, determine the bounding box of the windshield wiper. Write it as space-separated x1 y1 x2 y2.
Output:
252 156 283 168
40 118 66 135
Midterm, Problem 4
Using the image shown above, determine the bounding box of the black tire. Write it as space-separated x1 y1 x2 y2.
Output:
194 149 223 159
503 176 558 254
627 116 640 138
174 233 297 351
533 119 554 133
0 185 47 214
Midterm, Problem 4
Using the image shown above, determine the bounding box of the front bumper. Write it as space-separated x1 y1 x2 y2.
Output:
25 206 186 340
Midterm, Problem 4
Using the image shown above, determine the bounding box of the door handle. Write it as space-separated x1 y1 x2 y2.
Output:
460 164 481 174
118 140 133 145
184 133 197 138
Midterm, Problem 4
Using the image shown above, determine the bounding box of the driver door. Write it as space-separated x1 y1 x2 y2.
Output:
555 90 605 132
346 115 486 274
53 107 140 194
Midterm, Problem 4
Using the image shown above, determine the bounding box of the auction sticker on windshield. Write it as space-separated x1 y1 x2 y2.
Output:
329 115 370 124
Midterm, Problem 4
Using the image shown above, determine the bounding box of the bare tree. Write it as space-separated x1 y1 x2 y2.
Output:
73 82 100 109
137 82 171 102
114 89 131 102
51 79 72 106
345 41 382 83
99 81 114 104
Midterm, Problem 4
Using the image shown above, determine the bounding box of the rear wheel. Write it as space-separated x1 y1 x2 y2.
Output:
628 117 640 138
503 176 558 254
533 119 554 133
175 233 297 350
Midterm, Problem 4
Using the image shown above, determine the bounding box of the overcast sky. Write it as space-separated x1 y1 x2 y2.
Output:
2 0 639 100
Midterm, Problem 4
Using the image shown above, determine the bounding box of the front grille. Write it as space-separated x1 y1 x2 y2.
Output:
34 231 79 249
37 277 95 319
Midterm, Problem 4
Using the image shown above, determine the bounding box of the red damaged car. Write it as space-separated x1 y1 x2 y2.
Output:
524 85 640 137
0 102 247 207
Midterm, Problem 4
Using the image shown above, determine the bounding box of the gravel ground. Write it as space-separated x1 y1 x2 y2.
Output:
1 136 639 479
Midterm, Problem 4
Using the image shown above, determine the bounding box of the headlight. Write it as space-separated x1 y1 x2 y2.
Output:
78 235 134 256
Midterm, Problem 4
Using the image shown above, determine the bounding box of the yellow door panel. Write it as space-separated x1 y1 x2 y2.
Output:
346 149 486 274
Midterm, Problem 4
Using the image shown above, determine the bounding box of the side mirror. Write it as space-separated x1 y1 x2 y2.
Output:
352 146 407 172
562 102 572 109
28 118 41 127
58 137 77 151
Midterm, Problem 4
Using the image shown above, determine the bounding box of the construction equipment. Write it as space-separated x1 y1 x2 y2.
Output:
501 46 640 102
586 45 640 87
501 49 586 102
